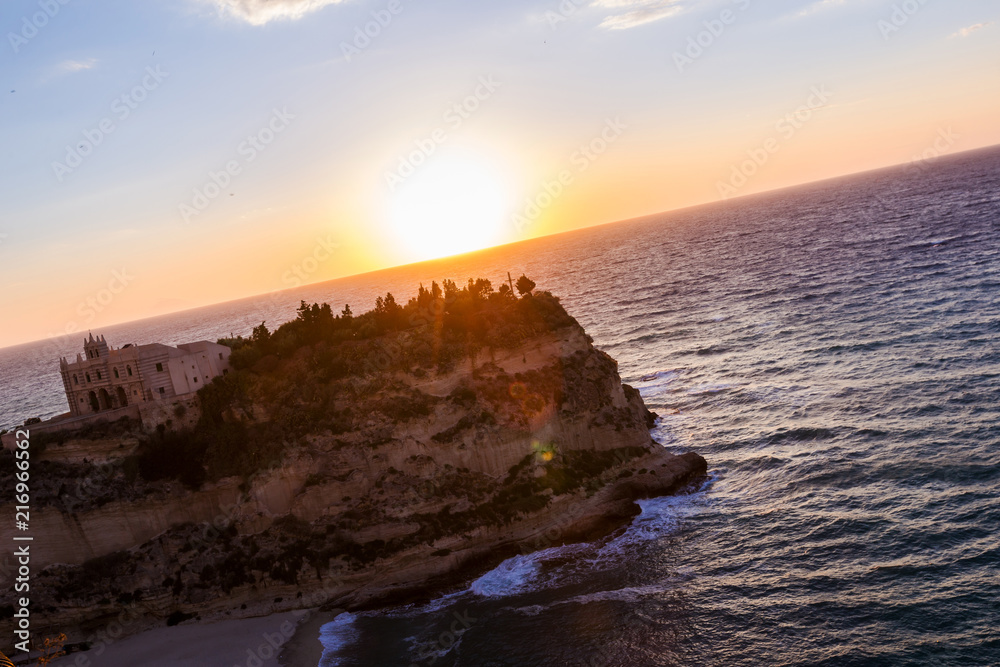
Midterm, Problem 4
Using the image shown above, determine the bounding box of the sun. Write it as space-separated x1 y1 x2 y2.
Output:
384 153 510 261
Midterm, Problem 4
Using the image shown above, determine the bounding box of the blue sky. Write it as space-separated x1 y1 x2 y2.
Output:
1 0 998 347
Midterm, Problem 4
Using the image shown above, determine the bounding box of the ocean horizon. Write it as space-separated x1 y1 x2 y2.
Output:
4 145 997 431
19 143 1000 665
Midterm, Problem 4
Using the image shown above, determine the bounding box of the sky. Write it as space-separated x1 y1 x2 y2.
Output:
0 0 998 349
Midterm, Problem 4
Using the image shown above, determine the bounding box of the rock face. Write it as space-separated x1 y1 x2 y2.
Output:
0 304 706 645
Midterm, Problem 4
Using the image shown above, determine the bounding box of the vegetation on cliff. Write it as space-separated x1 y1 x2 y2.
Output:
0 277 706 642
221 274 565 373
135 276 582 484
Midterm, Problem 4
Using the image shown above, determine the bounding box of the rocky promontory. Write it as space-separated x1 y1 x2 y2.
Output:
0 278 706 650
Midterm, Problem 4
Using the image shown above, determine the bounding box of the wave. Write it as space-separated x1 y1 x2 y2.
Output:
686 383 736 396
461 485 708 602
404 628 467 665
469 548 553 598
637 369 681 383
509 581 692 617
596 480 712 557
319 612 360 667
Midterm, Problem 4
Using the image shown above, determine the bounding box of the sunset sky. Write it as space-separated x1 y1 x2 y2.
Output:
1 0 998 348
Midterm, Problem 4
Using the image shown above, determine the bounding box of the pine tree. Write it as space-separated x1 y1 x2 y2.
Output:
516 274 536 297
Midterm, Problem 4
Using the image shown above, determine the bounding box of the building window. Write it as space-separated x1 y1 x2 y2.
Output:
73 375 78 385
156 363 163 372
219 353 224 360
133 390 138 395
79 398 84 403
127 365 133 376
85 373 91 382
114 368 120 379
194 376 199 383
96 371 102 380
158 387 165 394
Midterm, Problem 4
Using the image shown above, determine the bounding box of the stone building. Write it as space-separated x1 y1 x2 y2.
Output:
59 333 232 416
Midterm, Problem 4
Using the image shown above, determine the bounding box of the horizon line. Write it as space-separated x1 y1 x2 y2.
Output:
4 140 998 353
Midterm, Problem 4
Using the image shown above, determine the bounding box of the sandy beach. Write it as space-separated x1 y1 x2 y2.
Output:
276 609 339 667
47 611 312 667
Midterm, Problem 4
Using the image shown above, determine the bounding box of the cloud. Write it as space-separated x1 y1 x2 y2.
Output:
950 22 992 38
42 58 98 82
205 0 346 25
796 0 845 18
56 58 98 74
592 0 686 30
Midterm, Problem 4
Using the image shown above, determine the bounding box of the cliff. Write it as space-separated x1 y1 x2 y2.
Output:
0 286 706 648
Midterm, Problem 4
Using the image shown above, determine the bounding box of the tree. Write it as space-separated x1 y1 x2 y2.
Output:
468 278 493 300
296 301 332 328
374 292 403 330
416 283 433 308
516 274 536 297
384 292 399 312
296 300 311 321
251 322 271 345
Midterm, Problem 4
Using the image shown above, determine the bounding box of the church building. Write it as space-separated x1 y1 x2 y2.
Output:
59 333 232 416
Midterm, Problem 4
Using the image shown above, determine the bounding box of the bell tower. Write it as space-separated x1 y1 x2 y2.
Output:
84 332 110 360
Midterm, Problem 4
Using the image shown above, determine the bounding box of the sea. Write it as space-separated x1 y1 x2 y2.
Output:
2 145 999 666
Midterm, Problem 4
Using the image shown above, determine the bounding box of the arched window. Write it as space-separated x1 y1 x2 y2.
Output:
73 374 79 385
97 370 102 380
85 373 91 382
114 368 120 379
127 365 133 376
